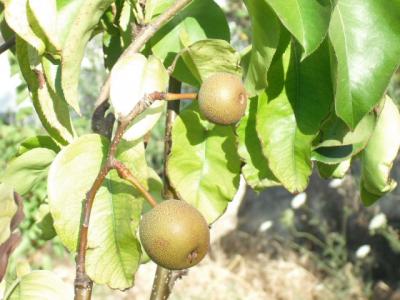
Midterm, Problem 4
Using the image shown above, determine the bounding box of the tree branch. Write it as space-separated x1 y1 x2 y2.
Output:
150 78 181 300
95 0 193 109
0 36 16 55
75 91 184 299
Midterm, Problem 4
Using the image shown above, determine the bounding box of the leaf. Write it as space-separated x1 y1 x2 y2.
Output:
265 0 331 58
60 0 114 114
174 39 242 85
329 0 400 129
142 167 163 214
110 54 169 120
48 134 148 289
242 0 280 97
317 160 350 179
237 97 280 191
15 38 75 145
3 0 45 53
144 0 175 22
256 36 333 193
311 112 377 164
27 0 60 54
167 104 241 223
102 1 134 70
1 148 56 195
0 183 17 245
121 55 168 141
17 135 60 156
149 0 229 64
6 270 73 300
30 204 56 241
360 97 400 206
123 101 165 141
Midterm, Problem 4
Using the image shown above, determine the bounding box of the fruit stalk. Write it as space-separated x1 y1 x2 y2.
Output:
113 159 158 208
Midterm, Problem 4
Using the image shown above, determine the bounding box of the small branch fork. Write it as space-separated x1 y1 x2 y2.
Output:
74 91 194 300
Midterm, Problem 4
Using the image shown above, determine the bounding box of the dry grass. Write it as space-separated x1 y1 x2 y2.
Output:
81 230 368 300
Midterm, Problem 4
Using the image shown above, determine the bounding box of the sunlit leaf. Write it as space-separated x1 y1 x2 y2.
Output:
329 0 400 128
242 0 280 96
6 270 72 300
265 0 331 58
256 35 333 193
360 97 400 205
0 183 17 245
3 0 45 53
237 97 280 191
48 134 148 289
167 104 241 223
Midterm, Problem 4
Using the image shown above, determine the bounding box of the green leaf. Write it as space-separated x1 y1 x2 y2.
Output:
48 134 147 289
265 0 331 58
360 97 400 206
242 0 280 96
237 97 280 191
1 148 55 195
144 0 175 22
311 112 377 164
3 0 45 53
102 1 134 70
27 0 60 54
167 104 241 223
60 0 114 114
174 39 242 86
142 167 163 214
15 38 75 145
6 270 72 300
317 160 351 179
256 36 333 193
329 0 400 129
0 183 17 245
17 135 61 156
31 204 56 241
149 0 229 64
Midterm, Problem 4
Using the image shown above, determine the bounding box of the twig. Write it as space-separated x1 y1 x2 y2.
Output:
113 160 158 208
0 36 16 55
150 78 181 300
165 93 197 101
95 0 193 109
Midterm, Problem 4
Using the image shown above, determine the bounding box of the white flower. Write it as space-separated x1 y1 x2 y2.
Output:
259 220 273 232
369 213 388 231
356 245 371 259
329 179 344 188
291 193 307 210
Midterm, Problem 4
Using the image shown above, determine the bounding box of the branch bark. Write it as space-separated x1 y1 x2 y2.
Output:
150 78 181 300
95 0 193 109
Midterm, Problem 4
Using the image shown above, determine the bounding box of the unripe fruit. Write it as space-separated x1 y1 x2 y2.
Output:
198 72 247 125
139 200 210 270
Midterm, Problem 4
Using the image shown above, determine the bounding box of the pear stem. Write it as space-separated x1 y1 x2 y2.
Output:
113 159 158 208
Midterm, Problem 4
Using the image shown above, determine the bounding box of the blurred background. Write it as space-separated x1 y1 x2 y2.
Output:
1 0 400 299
